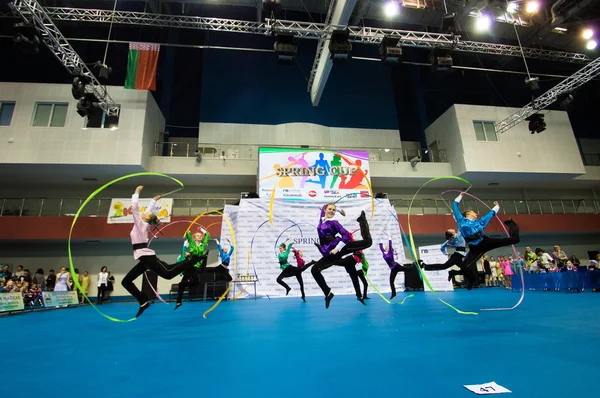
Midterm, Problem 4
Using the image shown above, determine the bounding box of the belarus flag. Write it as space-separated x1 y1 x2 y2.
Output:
124 42 160 91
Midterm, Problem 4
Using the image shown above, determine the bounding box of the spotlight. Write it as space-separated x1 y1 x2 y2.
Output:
383 0 400 18
273 33 297 64
441 13 458 35
525 76 540 92
94 62 112 84
328 29 352 62
582 29 594 40
379 36 402 63
430 48 452 72
475 13 492 32
76 92 100 118
262 0 281 20
71 76 88 100
525 114 546 134
506 2 518 13
586 40 597 50
375 193 388 199
525 1 540 14
13 23 40 55
241 192 259 199
557 93 575 111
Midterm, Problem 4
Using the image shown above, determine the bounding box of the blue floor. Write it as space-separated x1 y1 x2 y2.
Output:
4 289 600 397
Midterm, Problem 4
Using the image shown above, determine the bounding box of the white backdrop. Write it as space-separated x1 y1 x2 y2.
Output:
419 244 454 292
221 198 405 299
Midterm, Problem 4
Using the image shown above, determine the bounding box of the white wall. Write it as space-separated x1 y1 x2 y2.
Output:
141 92 165 170
0 82 159 166
198 122 402 156
426 104 587 176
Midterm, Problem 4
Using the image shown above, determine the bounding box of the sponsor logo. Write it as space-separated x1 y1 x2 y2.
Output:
283 193 303 198
308 190 317 198
360 191 370 198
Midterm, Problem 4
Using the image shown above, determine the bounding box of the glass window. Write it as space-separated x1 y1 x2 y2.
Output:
473 121 498 142
33 103 68 127
473 121 486 141
85 105 120 129
0 102 16 126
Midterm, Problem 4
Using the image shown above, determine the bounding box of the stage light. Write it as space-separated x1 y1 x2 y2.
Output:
525 1 540 14
441 13 458 35
506 2 518 13
475 13 492 32
262 0 281 19
13 23 40 55
525 114 546 134
557 93 575 111
379 36 402 63
375 193 388 199
430 48 452 72
328 29 352 62
273 33 297 64
582 29 594 40
587 40 598 50
383 0 400 18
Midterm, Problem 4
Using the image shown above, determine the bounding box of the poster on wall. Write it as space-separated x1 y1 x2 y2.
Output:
42 291 79 307
221 198 404 299
258 147 371 200
0 292 24 312
419 244 454 292
106 198 174 224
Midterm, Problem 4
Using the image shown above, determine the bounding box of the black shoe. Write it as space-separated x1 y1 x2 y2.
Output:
363 296 370 300
325 292 334 309
285 288 291 296
136 301 151 318
301 296 306 302
357 297 366 305
357 211 366 223
390 292 396 300
174 302 182 311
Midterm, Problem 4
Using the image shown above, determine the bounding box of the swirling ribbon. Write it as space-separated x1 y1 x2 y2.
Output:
68 172 183 322
407 176 478 316
441 190 525 311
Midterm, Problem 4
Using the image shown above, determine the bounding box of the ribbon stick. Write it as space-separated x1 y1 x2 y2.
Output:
407 176 477 316
441 190 525 311
161 187 184 197
68 172 184 323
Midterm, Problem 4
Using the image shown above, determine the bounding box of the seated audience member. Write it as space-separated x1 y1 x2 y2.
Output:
560 260 578 272
14 265 24 278
535 248 554 272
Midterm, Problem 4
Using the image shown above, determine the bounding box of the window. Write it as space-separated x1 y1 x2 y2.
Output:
32 102 68 127
85 105 120 129
0 101 16 126
473 121 498 142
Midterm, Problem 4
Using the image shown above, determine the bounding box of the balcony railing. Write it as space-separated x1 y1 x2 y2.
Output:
1 197 598 217
152 142 448 163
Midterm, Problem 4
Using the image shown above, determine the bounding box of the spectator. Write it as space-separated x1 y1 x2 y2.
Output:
560 260 578 272
1 265 11 280
104 272 115 302
14 265 24 278
489 256 499 287
80 271 90 304
535 248 554 272
524 247 536 269
500 256 513 289
33 268 45 289
97 267 109 305
482 254 491 287
54 267 70 292
569 255 580 267
2 280 17 292
19 269 32 285
46 269 56 291
552 246 569 267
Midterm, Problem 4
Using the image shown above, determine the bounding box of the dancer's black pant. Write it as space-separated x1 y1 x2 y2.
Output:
389 263 410 297
277 265 309 297
177 268 200 303
311 212 373 298
462 220 520 285
122 255 199 305
206 264 233 282
423 252 465 271
97 284 108 304
355 269 368 298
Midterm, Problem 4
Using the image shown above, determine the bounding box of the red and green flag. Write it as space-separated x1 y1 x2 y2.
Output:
124 42 160 91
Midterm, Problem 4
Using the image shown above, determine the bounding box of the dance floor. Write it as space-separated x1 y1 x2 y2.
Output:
4 289 599 397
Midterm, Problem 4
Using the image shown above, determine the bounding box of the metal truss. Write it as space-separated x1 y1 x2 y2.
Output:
495 56 600 134
8 1 119 116
306 0 336 93
31 7 591 64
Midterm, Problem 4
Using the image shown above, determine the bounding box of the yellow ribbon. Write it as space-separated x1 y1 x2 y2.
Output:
68 172 184 322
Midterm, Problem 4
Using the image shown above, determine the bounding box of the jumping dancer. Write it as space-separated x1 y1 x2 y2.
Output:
174 228 210 310
276 239 312 302
379 240 409 300
310 204 373 308
205 238 234 282
452 192 520 290
121 186 202 317
353 249 370 300
420 229 467 282
291 247 315 269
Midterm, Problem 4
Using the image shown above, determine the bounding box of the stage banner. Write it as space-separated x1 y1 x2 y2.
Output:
42 291 79 307
258 147 371 200
419 244 454 292
106 198 174 224
0 292 24 312
221 197 405 298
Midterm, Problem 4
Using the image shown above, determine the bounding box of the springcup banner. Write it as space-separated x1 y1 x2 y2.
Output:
42 291 79 307
221 198 405 299
258 147 371 200
107 198 174 224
